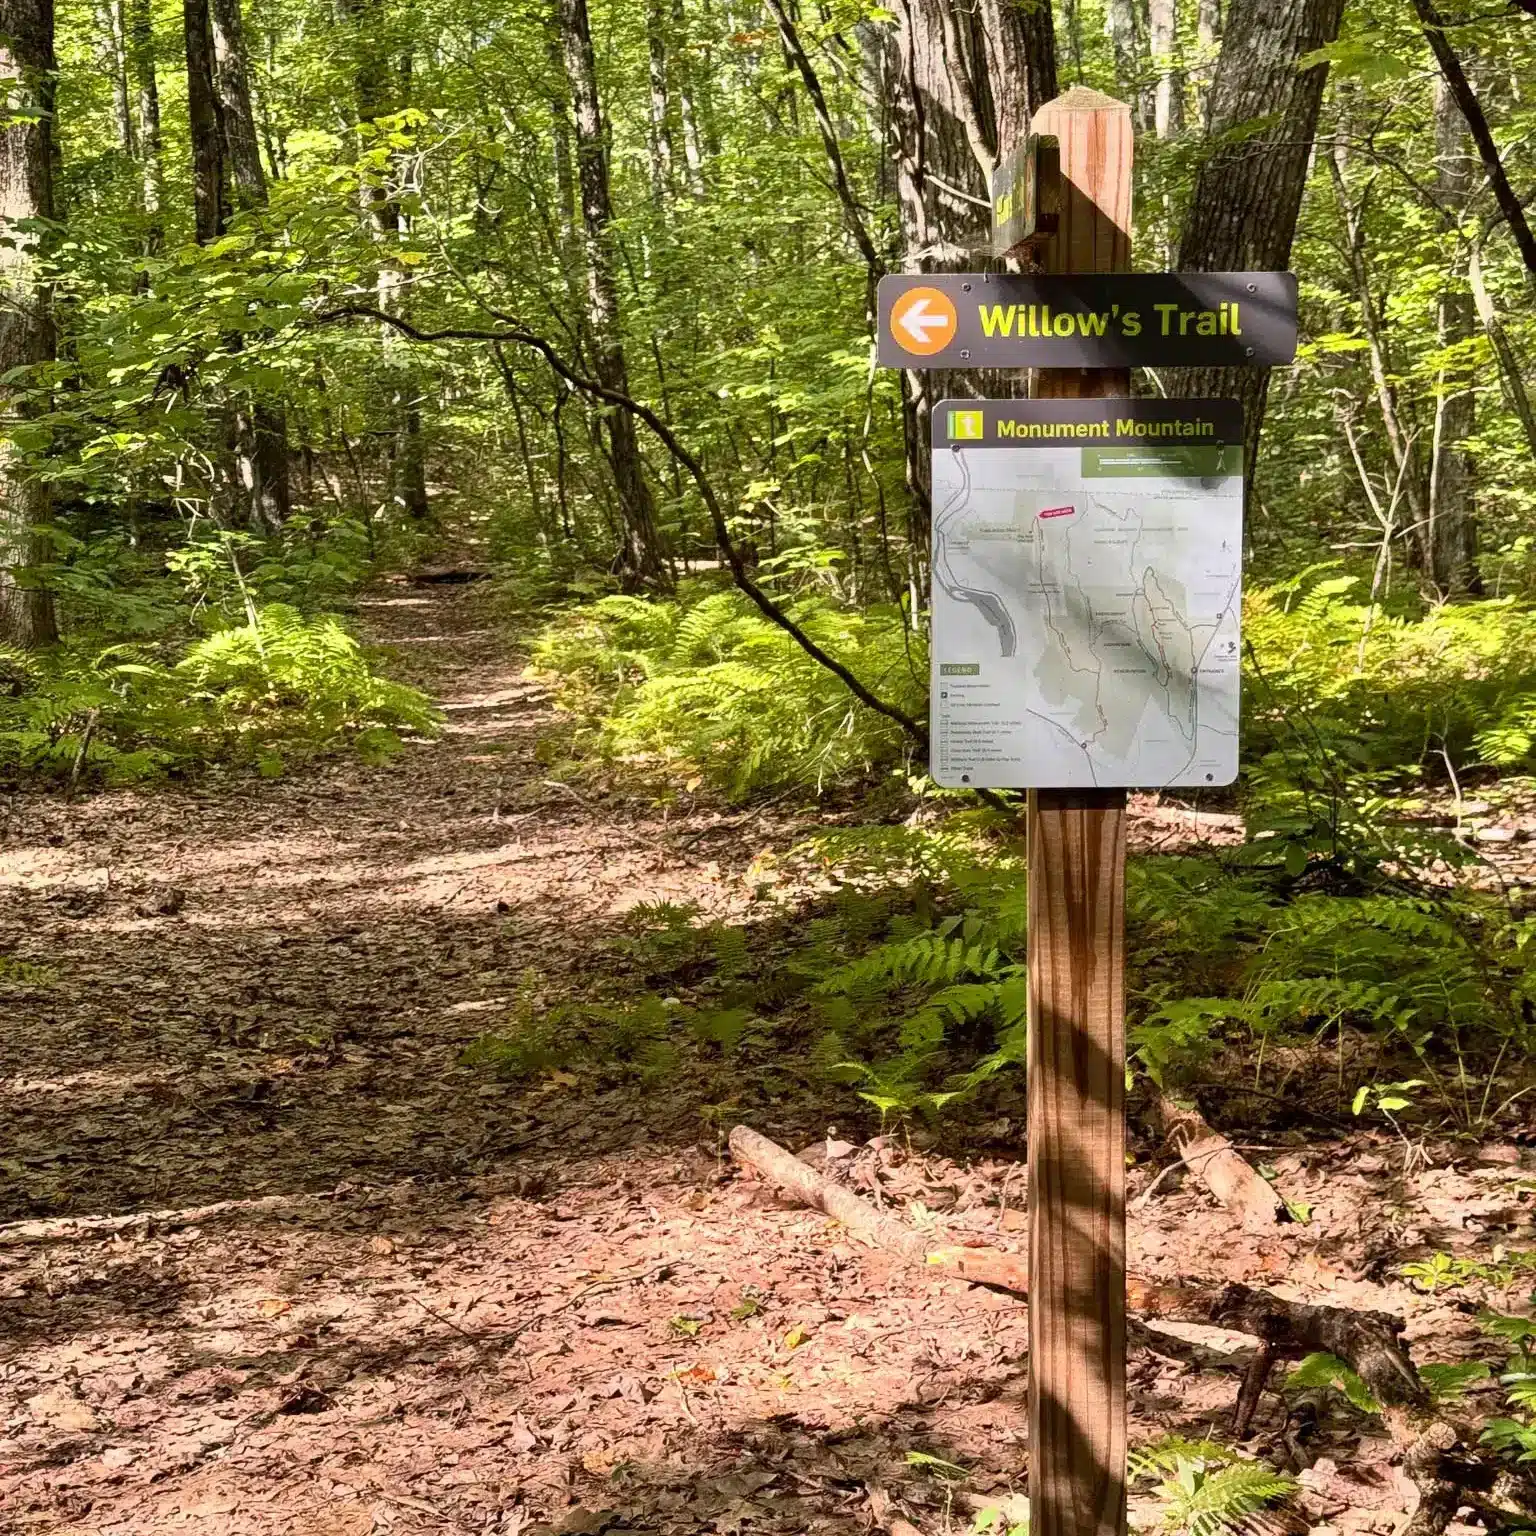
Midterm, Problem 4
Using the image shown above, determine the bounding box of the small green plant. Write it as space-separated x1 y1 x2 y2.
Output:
0 604 436 784
1285 1352 1379 1412
0 956 56 987
1129 1438 1297 1536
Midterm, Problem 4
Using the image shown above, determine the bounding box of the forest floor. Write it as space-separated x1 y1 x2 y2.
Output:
3 571 1536 1536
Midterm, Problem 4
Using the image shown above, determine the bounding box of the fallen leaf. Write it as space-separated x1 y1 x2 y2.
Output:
27 1385 99 1433
783 1324 811 1350
368 1235 396 1255
258 1297 293 1318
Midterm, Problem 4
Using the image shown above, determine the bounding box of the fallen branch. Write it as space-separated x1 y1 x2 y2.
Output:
312 305 928 749
1156 1092 1290 1233
728 1124 1535 1536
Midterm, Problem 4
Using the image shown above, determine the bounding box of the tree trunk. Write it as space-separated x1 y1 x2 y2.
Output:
1107 0 1149 132
98 0 135 155
1469 242 1536 473
185 0 289 531
644 0 675 204
860 0 1057 549
1063 0 1084 82
1167 0 1345 477
1428 61 1480 596
672 0 706 197
0 0 59 648
1195 0 1221 127
1327 148 1432 571
209 0 265 206
129 0 163 251
1148 0 1181 138
340 0 429 523
207 0 289 530
556 0 671 591
1412 0 1536 280
183 0 228 243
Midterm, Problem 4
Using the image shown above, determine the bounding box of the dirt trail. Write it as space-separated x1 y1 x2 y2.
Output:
0 577 1524 1534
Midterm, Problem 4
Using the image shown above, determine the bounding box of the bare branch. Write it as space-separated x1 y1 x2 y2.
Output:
311 304 930 749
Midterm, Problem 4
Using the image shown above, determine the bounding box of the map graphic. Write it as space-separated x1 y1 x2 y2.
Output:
930 401 1243 790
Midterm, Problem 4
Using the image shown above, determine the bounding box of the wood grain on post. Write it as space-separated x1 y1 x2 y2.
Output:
1025 86 1134 1536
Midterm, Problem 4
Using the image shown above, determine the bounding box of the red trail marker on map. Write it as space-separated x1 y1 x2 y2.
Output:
1039 505 1076 519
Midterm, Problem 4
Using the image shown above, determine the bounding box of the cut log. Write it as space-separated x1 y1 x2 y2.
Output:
727 1124 1536 1536
1157 1091 1290 1233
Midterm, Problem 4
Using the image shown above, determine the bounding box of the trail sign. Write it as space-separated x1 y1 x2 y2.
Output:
991 134 1045 252
876 271 1297 369
930 397 1244 790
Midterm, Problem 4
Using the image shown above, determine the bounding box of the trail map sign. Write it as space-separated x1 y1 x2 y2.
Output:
930 398 1244 791
877 271 1297 369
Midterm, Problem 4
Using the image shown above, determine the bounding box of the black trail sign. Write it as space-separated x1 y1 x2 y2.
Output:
877 271 1297 369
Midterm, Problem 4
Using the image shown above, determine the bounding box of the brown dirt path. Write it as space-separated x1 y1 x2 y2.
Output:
0 577 1528 1535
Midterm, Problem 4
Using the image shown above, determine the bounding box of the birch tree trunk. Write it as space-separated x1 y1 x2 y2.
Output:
1148 0 1182 138
644 0 675 204
0 0 59 647
1167 0 1345 474
1106 0 1149 132
556 0 671 591
1195 0 1221 127
672 0 706 196
1429 62 1480 595
129 0 163 251
98 0 135 155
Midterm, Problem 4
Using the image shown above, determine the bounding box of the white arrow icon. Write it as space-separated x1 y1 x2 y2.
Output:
901 298 948 345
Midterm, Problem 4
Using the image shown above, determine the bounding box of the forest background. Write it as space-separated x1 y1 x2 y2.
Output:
10 0 1536 1526
5 0 1536 1113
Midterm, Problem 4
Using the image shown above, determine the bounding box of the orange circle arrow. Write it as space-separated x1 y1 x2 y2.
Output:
889 287 958 357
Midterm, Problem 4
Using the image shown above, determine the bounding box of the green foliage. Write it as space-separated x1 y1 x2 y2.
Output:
1403 1250 1536 1296
0 604 436 784
1129 1438 1297 1536
531 581 922 799
1246 570 1536 784
1285 1352 1380 1414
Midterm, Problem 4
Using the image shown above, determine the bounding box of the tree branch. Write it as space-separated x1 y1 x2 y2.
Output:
1412 0 1536 278
763 0 883 322
312 304 929 748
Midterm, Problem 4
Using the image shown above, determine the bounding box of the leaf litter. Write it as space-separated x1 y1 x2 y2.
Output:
0 577 1533 1534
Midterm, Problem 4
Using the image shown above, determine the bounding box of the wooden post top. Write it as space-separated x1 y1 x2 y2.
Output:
1030 88 1133 276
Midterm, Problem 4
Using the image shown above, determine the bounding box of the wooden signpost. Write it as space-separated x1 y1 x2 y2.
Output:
876 85 1292 1536
1026 86 1133 1536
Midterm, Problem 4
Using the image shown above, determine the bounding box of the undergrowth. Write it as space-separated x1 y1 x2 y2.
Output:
530 565 1536 807
529 579 923 797
1 519 436 784
479 567 1536 1130
465 794 1536 1132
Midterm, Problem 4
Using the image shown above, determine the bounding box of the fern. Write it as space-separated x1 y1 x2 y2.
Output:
1131 1438 1297 1536
532 579 922 798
